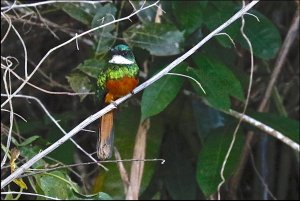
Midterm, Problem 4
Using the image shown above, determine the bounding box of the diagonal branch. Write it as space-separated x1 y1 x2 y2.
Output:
228 109 299 152
1 0 259 189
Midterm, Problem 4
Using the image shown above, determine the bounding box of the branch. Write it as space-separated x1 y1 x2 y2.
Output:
1 0 110 11
126 119 150 200
228 109 299 152
1 0 259 189
114 147 130 194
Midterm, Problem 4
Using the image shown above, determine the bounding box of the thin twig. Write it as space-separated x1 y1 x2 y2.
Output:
217 1 256 199
1 109 27 122
1 13 28 78
7 14 94 46
1 60 14 168
1 1 258 189
1 64 93 96
16 158 165 179
1 191 60 200
1 94 108 171
1 10 12 43
1 0 110 11
167 72 206 94
227 109 299 152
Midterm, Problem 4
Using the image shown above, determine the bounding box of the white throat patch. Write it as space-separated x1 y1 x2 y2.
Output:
109 55 134 65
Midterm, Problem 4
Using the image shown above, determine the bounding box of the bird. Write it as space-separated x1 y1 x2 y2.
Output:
96 44 139 160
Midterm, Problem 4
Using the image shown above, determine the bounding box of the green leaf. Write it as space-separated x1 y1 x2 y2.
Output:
17 135 40 147
236 10 282 59
77 59 105 78
35 171 77 200
173 1 207 35
20 146 46 168
163 132 197 199
123 23 184 56
95 32 116 55
141 64 186 120
90 4 117 55
66 73 92 101
203 2 240 48
62 4 92 25
188 55 244 110
192 100 225 143
248 112 299 143
196 125 244 197
91 4 117 35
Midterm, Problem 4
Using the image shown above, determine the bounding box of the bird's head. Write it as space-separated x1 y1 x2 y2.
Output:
109 44 135 65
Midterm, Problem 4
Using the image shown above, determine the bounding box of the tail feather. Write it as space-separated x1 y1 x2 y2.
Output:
97 110 114 160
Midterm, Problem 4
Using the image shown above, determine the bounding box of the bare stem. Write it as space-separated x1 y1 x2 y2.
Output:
126 119 150 200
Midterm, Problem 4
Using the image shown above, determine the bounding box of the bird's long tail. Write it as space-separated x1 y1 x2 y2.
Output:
97 110 114 160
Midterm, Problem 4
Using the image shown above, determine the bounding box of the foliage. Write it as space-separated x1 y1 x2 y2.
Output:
1 1 298 200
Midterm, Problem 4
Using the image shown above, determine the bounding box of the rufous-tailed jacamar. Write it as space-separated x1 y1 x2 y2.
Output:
96 44 139 160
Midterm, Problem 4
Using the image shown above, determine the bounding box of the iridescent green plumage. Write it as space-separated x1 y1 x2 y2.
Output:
97 44 139 91
97 63 139 90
